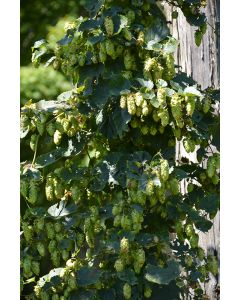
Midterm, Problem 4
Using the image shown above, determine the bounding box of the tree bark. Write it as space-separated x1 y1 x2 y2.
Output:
164 1 220 299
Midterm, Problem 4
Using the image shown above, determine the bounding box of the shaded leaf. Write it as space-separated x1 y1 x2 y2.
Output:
48 200 78 219
145 18 169 49
35 135 87 168
117 269 138 285
79 19 101 31
70 290 96 300
79 0 104 16
184 86 202 97
136 78 154 90
57 33 74 46
145 261 180 285
76 267 102 286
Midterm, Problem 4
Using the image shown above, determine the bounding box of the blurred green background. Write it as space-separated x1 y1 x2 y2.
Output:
20 0 82 105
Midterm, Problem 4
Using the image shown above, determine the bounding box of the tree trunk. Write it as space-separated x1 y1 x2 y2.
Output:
164 1 220 299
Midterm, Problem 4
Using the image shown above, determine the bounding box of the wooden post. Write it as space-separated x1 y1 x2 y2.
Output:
164 1 220 299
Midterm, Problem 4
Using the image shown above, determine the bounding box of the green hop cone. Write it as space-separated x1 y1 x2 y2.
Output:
150 125 157 136
202 98 211 113
122 28 132 41
214 153 220 169
207 156 216 178
105 39 115 57
185 255 193 267
153 63 163 82
99 44 107 63
199 172 207 182
206 255 218 276
46 222 55 239
48 240 57 253
131 210 143 224
78 54 86 66
164 54 176 80
76 233 85 248
134 261 141 274
183 138 196 153
30 134 38 151
120 237 129 254
135 92 144 107
187 183 194 193
185 224 194 237
185 96 196 116
31 261 40 275
53 130 62 146
121 215 132 230
152 110 161 122
104 16 114 36
86 232 94 248
22 222 34 242
28 181 39 204
70 184 81 203
62 249 69 261
173 127 181 140
40 290 50 300
62 118 71 133
157 87 167 107
124 50 135 70
160 159 169 182
68 273 78 290
53 178 65 199
52 295 60 300
45 177 54 201
130 118 139 128
20 179 29 198
123 283 131 300
37 242 46 257
35 218 45 232
55 232 65 242
212 174 219 185
127 94 136 115
120 95 127 109
142 106 149 116
46 123 56 136
189 234 199 248
197 247 205 261
23 256 32 274
34 285 41 298
36 121 45 136
146 180 154 196
171 93 182 120
54 222 62 233
169 178 179 195
51 250 61 267
144 285 152 298
158 109 169 127
126 10 135 24
136 248 145 266
114 259 125 272
141 125 149 135
114 215 121 227
112 204 122 216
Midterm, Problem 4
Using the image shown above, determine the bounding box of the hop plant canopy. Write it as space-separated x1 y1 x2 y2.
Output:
20 0 219 299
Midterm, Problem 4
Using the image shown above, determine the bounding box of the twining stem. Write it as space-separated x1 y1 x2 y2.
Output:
45 112 65 126
31 135 40 167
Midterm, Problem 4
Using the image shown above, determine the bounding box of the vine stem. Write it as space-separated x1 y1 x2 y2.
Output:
45 112 64 126
206 21 219 36
31 135 40 167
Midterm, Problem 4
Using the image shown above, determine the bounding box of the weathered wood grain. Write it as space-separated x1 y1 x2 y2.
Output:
164 1 220 299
